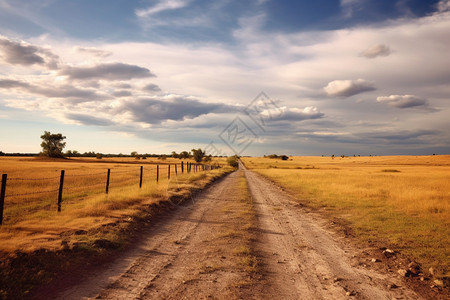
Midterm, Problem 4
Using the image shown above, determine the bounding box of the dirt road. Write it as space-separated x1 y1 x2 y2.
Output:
45 165 425 299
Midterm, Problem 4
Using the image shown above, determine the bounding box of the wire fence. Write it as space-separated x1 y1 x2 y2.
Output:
0 162 221 225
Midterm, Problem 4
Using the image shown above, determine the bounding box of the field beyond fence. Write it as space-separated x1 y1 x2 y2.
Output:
0 157 226 253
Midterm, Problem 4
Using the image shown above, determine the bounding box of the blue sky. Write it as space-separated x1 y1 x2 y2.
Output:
0 0 449 156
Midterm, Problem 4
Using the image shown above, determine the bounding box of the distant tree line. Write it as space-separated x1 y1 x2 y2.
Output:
35 131 218 163
265 154 289 160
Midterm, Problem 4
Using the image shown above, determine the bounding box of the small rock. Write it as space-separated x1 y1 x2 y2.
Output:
420 276 425 281
433 279 444 287
397 269 411 277
333 277 342 283
408 261 421 275
429 267 435 276
371 258 379 263
387 283 398 289
382 249 396 258
346 291 356 296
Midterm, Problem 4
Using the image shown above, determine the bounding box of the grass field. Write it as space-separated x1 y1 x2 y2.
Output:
241 155 450 279
0 156 228 253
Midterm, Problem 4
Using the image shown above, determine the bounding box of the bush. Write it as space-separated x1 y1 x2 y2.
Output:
227 155 239 168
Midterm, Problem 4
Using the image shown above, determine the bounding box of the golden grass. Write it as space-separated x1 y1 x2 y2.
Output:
242 155 450 278
0 156 229 253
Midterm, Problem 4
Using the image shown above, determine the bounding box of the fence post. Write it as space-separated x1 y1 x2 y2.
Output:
139 166 143 188
181 161 184 173
157 165 159 183
106 169 111 194
0 174 7 225
175 164 177 175
57 170 65 212
168 164 171 180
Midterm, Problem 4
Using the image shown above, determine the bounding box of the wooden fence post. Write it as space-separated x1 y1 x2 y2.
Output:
57 170 65 212
181 161 184 173
157 165 159 183
168 165 171 180
106 169 111 194
0 174 7 225
175 164 177 175
139 166 143 188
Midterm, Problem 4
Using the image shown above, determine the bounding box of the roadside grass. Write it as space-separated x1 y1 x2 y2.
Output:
242 155 450 279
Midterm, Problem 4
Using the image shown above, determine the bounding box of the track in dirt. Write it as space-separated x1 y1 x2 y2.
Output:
42 165 426 300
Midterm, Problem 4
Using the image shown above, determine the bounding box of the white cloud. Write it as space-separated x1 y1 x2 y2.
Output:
261 106 324 122
324 79 376 97
135 0 190 17
359 44 392 58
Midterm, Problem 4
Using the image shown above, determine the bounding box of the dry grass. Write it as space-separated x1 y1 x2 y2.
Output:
242 155 450 278
0 156 229 253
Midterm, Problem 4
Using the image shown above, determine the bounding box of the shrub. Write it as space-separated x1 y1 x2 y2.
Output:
227 155 239 168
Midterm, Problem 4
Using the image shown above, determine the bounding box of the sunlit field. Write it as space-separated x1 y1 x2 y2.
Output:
241 155 450 278
0 156 229 253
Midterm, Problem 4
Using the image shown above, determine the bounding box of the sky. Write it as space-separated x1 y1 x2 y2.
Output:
0 0 449 156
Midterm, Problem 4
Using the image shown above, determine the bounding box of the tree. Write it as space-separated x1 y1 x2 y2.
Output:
227 155 239 168
191 148 205 163
40 131 66 158
179 151 191 159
